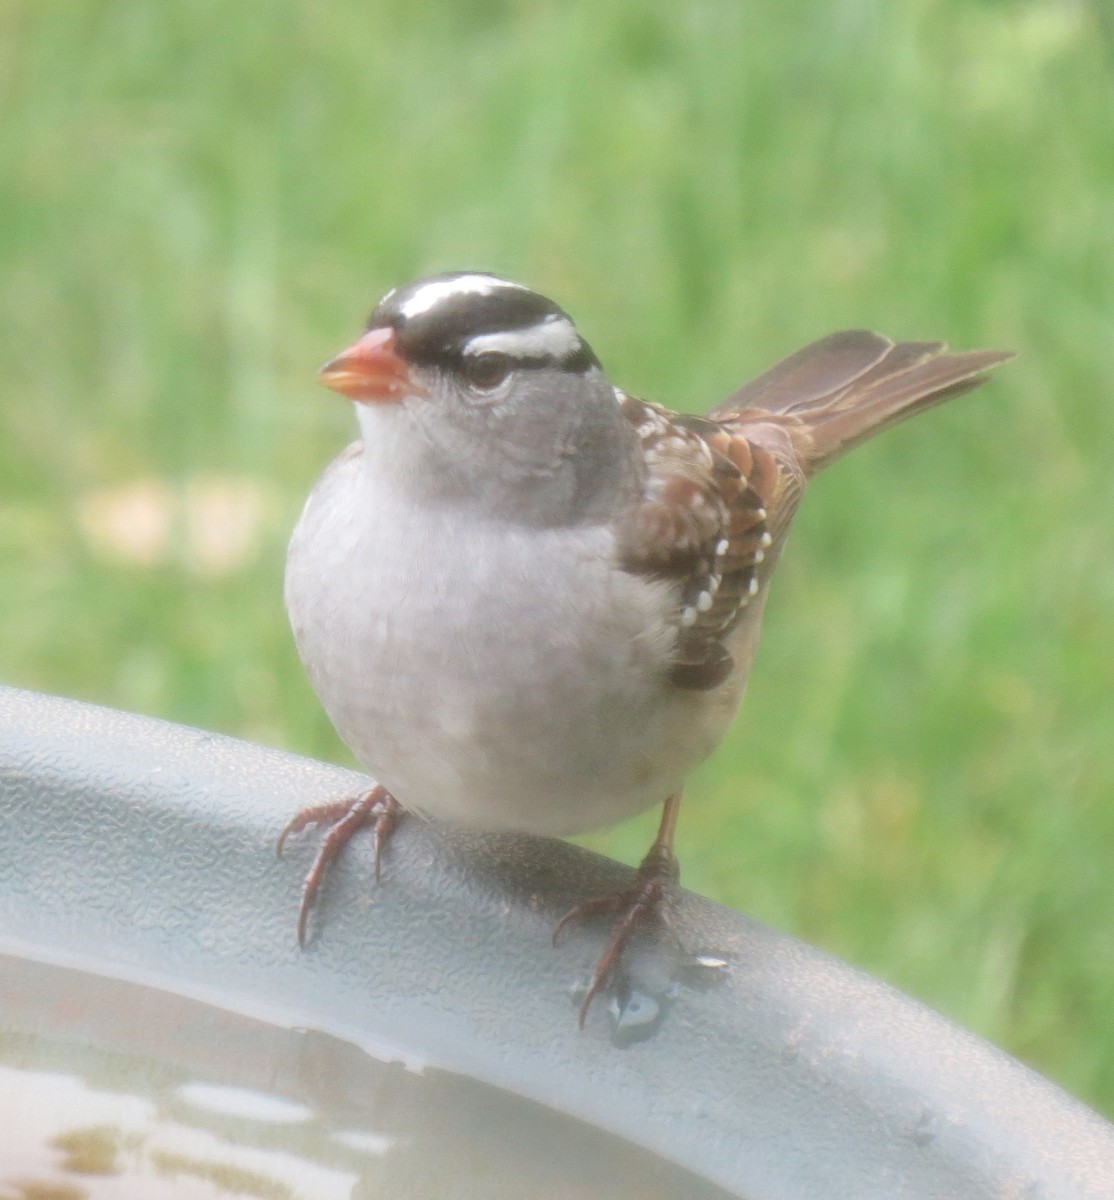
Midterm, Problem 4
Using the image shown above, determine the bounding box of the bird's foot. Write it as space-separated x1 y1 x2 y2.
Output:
276 783 402 946
552 841 681 1028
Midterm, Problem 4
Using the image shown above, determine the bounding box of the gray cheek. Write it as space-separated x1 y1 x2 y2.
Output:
357 364 638 531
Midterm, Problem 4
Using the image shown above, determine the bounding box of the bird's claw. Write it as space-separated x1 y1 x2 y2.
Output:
553 842 680 1028
276 784 401 946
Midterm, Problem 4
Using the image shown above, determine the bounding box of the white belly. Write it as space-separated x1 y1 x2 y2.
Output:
284 448 732 835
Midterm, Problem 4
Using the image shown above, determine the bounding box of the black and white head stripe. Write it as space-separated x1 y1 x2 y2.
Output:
370 272 600 373
396 273 528 319
460 315 583 361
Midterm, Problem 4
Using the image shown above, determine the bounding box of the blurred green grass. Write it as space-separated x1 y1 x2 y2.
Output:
3 0 1113 1112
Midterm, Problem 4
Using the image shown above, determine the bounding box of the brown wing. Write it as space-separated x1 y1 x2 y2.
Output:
615 394 785 690
615 334 1010 691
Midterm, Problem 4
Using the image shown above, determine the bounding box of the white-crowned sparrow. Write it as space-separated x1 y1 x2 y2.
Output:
280 271 1011 1023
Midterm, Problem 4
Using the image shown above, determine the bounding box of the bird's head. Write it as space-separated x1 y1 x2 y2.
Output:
317 272 637 525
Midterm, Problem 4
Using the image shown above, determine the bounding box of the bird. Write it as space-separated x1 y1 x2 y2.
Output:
279 270 1012 1025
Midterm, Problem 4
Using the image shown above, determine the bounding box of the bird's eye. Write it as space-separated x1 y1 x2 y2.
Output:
462 352 513 391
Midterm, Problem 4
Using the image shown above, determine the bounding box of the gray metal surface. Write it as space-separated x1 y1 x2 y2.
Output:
0 684 1111 1198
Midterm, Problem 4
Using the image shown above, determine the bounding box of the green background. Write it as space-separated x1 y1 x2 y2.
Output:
3 1 1113 1114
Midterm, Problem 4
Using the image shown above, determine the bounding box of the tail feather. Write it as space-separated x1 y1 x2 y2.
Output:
711 331 1013 476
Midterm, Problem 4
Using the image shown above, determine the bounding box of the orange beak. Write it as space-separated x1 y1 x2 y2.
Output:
317 327 419 403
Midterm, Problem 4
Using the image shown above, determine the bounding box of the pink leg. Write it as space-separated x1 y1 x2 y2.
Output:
553 793 683 1027
276 784 402 946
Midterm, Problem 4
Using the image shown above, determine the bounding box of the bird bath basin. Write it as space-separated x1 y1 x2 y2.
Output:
3 953 725 1198
1 685 1112 1198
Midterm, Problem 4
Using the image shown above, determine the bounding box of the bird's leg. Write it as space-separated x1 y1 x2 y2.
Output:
276 783 402 946
553 792 683 1027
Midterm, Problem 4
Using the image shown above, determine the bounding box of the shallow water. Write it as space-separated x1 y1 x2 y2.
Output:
0 953 736 1199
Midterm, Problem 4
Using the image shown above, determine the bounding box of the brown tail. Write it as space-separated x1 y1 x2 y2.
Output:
710 329 1013 476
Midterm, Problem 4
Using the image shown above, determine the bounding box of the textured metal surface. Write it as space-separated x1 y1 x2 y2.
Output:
0 684 1111 1197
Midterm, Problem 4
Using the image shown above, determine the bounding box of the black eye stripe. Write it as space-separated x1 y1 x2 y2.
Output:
502 344 600 372
461 344 600 374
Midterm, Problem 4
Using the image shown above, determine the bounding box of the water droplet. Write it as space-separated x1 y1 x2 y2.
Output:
609 984 664 1046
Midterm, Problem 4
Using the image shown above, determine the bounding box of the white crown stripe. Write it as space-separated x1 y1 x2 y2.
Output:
463 317 581 361
399 274 528 319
